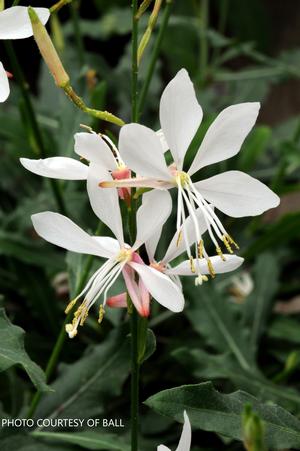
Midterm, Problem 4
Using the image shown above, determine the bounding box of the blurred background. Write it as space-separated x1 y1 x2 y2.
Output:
0 0 299 450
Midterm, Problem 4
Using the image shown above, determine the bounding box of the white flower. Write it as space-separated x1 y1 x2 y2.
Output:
158 411 191 451
20 129 165 182
31 181 184 338
0 6 50 102
100 69 280 280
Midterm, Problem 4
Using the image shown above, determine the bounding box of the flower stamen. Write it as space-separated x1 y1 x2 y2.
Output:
65 248 132 338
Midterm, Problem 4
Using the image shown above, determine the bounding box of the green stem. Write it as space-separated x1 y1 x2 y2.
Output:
4 42 67 215
130 308 139 451
131 0 139 123
198 0 209 85
138 0 173 116
130 2 140 450
69 0 85 66
211 0 229 66
26 226 101 419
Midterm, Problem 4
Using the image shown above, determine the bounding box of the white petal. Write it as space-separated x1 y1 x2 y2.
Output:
31 212 114 258
167 255 244 276
20 157 88 180
134 190 172 250
157 446 170 451
160 69 203 169
130 262 184 312
87 163 124 245
189 103 260 175
119 123 171 179
0 6 50 40
74 132 116 170
0 62 9 102
156 129 169 152
93 236 121 257
145 228 162 262
162 208 208 264
195 171 280 217
176 411 192 451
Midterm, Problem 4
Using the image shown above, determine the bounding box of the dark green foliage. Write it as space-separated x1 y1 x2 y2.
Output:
0 1 299 450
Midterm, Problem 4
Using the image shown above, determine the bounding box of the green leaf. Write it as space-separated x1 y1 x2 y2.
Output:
145 382 300 449
0 433 72 451
185 282 254 371
32 431 130 450
238 126 271 172
243 253 279 353
0 230 62 270
268 317 300 345
243 212 300 258
0 308 49 392
173 348 300 411
34 327 131 421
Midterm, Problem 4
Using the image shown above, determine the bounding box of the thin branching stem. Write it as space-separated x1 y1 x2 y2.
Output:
138 0 173 117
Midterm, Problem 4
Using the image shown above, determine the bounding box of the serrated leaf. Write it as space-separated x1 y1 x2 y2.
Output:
32 431 130 450
173 348 300 411
145 382 300 449
0 308 49 392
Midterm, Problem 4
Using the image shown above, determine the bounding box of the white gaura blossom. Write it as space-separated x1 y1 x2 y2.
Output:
20 128 164 191
100 69 280 280
158 411 191 451
0 6 50 102
31 180 184 338
21 130 133 205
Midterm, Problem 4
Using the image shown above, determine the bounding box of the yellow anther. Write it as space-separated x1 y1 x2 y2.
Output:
226 234 239 250
189 256 196 273
65 298 77 314
65 323 77 338
198 240 204 258
216 246 226 261
79 307 89 326
195 274 208 286
98 304 105 324
207 259 216 278
176 230 183 247
222 235 233 254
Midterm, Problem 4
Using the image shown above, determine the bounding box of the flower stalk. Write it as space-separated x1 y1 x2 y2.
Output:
28 6 125 127
138 0 173 115
50 0 72 14
137 0 163 65
130 2 141 450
